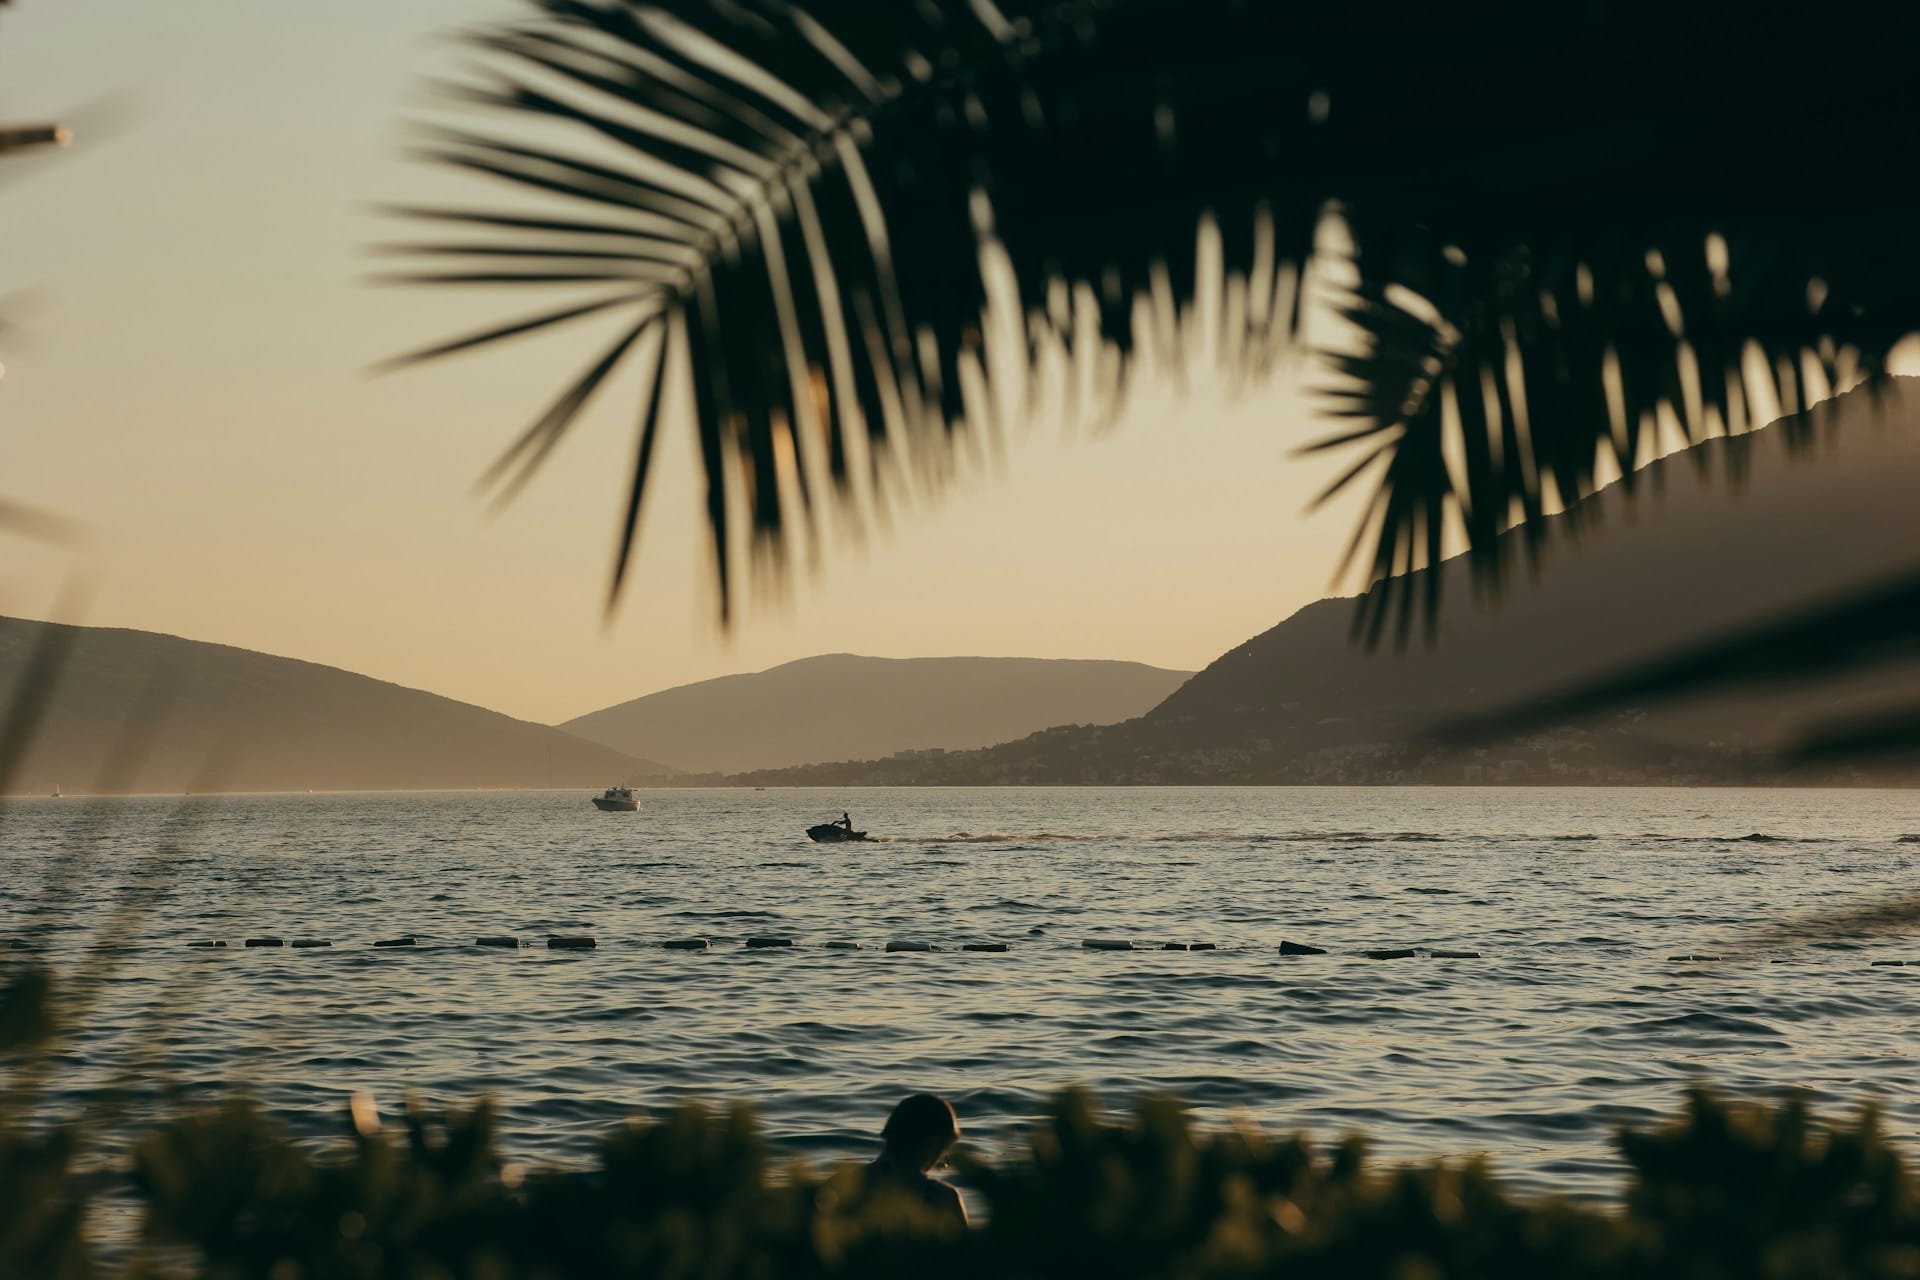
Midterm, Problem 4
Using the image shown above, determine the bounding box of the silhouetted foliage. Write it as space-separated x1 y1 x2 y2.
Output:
393 0 1920 644
1619 1089 1920 1280
133 1096 515 1279
0 964 91 1280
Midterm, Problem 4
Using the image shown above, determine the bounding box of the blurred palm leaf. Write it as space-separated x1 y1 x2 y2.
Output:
0 124 67 156
1315 226 1912 648
0 499 81 547
391 0 1920 629
1430 568 1920 753
387 0 1337 619
0 94 135 196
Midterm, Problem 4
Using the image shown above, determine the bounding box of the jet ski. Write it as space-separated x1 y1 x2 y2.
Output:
807 821 868 843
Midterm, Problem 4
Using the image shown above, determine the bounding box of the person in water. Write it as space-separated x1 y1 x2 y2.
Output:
867 1093 966 1227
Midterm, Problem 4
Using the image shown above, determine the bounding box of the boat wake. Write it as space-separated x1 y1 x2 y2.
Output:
871 831 1099 844
850 829 1855 847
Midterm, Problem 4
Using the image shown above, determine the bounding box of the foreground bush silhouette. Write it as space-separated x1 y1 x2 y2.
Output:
7 963 1920 1278
112 1088 1920 1279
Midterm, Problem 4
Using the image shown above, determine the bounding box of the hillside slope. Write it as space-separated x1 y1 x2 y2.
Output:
0 619 667 794
562 654 1193 774
720 381 1920 786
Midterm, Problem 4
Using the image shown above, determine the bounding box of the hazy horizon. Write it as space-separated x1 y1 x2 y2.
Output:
0 609 1200 729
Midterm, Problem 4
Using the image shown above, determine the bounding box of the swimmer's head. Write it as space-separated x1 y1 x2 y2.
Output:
881 1093 959 1171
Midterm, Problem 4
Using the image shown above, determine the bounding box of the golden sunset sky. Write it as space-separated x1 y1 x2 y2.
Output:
6 0 1387 722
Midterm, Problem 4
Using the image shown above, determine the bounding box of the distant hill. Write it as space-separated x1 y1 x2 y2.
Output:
0 619 670 795
561 654 1194 774
718 381 1920 787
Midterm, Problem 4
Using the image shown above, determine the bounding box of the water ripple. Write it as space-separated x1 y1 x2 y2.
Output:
7 785 1920 1199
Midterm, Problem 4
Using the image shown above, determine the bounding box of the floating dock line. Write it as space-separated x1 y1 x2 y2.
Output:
1872 959 1909 967
1667 953 1723 961
158 933 1491 957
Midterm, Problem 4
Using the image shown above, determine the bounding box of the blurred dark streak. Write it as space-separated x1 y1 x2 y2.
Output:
1 765 229 1157
0 608 79 813
1421 569 1920 758
25 664 180 913
1788 703 1920 766
63 779 231 1171
0 92 139 187
1745 889 1920 948
0 499 82 547
2 660 233 1180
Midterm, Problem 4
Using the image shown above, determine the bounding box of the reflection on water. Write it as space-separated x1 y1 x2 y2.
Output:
5 785 1920 1199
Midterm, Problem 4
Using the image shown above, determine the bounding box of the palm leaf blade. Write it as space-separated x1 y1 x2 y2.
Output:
385 0 1920 652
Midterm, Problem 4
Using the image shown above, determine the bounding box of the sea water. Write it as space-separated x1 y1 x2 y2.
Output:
5 785 1920 1200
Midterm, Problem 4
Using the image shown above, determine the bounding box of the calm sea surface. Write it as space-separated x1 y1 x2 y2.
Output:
6 786 1920 1200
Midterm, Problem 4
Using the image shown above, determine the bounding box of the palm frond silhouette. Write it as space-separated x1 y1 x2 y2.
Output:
389 0 1920 643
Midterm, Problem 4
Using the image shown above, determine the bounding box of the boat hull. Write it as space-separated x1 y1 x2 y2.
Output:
807 823 867 842
592 797 638 812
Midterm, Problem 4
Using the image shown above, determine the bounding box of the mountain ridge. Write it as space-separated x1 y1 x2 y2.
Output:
562 654 1194 774
699 382 1920 787
0 616 670 795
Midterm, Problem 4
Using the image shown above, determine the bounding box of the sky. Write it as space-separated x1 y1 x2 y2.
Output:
1 0 1370 724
